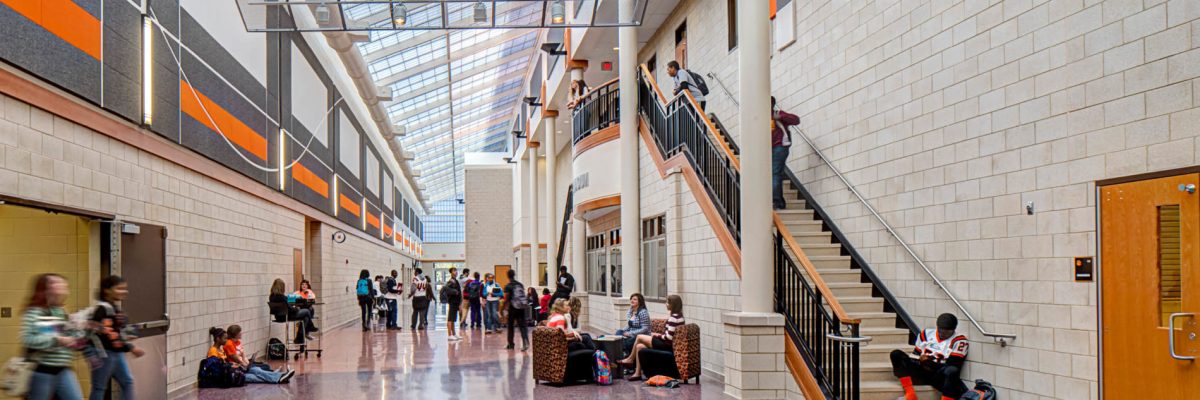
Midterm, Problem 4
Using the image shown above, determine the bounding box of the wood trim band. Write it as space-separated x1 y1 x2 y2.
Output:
638 118 742 276
543 109 559 118
512 243 550 252
785 339 826 399
575 195 620 217
566 60 589 70
0 66 402 253
1096 166 1200 187
573 124 620 158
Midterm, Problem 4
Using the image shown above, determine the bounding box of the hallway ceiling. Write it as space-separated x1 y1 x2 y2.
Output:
344 1 544 204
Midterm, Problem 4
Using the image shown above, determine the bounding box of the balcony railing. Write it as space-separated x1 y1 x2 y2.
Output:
571 78 620 145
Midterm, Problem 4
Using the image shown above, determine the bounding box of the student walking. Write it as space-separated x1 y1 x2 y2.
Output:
482 273 503 333
409 268 433 330
465 272 483 330
440 267 463 341
667 61 706 110
356 269 373 331
88 276 145 400
457 268 471 329
770 96 800 210
503 269 529 351
384 270 402 330
21 274 84 400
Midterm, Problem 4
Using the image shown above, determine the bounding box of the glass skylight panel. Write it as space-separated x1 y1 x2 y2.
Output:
450 31 537 76
497 2 542 25
453 61 527 96
396 104 449 129
401 117 451 142
387 86 449 117
453 79 522 110
389 66 448 99
449 28 511 52
454 96 518 122
368 37 446 81
343 3 388 22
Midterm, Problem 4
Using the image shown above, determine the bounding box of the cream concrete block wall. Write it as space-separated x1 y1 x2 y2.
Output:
0 206 95 398
465 167 515 275
0 93 408 392
634 0 1200 397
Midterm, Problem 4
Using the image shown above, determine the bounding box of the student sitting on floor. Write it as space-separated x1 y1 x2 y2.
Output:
889 313 969 400
207 327 293 384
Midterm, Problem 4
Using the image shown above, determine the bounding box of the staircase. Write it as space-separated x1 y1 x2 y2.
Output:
572 66 936 399
555 184 574 270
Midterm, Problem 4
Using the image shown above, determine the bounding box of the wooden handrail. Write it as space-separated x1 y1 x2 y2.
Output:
637 65 741 171
775 207 860 325
573 77 620 105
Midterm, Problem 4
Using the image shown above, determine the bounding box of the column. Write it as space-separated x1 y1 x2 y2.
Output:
618 0 640 297
528 144 540 286
737 0 773 315
725 2 786 399
544 112 559 277
571 214 588 327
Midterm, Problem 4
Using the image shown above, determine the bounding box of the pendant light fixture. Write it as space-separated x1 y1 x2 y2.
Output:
392 1 408 27
473 1 488 23
550 0 565 24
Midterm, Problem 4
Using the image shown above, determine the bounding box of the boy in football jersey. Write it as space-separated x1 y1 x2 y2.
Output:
890 313 969 400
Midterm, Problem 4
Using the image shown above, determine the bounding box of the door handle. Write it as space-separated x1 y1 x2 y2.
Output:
1169 313 1195 361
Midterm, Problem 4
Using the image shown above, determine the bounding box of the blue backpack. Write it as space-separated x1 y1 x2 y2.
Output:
197 356 245 388
593 350 612 385
356 278 370 296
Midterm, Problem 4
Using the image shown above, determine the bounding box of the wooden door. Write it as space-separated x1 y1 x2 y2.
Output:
1101 174 1200 398
293 248 303 289
495 265 511 287
674 22 687 68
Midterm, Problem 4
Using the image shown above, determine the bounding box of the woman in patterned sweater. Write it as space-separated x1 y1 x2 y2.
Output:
20 273 84 400
617 294 685 381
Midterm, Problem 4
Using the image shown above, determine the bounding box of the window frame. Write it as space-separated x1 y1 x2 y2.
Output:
640 215 668 300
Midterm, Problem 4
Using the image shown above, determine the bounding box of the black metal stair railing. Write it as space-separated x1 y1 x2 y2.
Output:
572 79 621 144
636 69 741 243
555 184 574 270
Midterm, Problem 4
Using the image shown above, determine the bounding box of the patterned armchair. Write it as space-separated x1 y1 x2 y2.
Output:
639 319 702 383
531 326 595 385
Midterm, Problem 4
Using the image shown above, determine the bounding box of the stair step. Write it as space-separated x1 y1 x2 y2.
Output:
791 243 844 257
804 268 862 284
784 220 827 233
834 296 885 313
859 327 911 345
860 380 937 400
826 282 875 297
791 232 834 245
807 255 853 269
849 312 903 329
774 208 815 217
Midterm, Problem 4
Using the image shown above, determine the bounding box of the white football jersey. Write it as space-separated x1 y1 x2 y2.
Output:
914 328 968 363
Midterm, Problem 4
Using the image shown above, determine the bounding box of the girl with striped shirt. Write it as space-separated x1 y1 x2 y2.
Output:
617 294 684 381
21 274 84 400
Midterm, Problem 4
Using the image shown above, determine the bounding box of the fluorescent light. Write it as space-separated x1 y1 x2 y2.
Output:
333 179 339 216
473 2 488 23
361 199 367 229
392 3 408 27
142 16 153 125
278 129 287 190
550 0 565 24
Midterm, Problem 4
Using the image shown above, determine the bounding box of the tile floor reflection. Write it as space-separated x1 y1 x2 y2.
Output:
172 313 732 400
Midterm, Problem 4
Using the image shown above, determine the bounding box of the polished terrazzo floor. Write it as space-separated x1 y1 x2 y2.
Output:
173 308 732 399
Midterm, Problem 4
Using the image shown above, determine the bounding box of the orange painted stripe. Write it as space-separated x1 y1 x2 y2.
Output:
383 223 393 238
770 0 778 19
367 212 380 229
338 193 361 217
2 0 101 60
291 163 329 198
179 80 269 160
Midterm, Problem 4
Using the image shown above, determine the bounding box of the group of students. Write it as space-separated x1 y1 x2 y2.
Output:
355 268 439 332
542 292 686 381
14 274 143 400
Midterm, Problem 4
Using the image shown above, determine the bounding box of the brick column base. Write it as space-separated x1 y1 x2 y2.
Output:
722 312 796 399
611 297 630 332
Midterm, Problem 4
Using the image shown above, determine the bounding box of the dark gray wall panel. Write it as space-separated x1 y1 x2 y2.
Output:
0 5 102 104
102 0 143 122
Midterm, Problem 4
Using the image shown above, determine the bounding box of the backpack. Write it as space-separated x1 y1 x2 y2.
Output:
384 277 398 294
440 280 461 303
197 356 246 388
645 375 680 388
465 280 482 300
592 350 612 385
686 70 710 96
489 283 503 298
267 338 286 360
509 282 528 309
356 278 370 296
959 379 997 400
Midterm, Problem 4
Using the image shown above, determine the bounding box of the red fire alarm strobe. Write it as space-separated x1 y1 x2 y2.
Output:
601 61 613 71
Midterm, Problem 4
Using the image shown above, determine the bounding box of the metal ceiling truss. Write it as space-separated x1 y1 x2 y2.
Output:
238 0 650 32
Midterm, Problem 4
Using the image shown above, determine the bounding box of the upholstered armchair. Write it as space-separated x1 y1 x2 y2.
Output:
638 319 702 383
531 326 595 385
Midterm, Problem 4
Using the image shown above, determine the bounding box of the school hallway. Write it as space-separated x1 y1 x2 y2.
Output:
171 308 731 400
